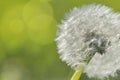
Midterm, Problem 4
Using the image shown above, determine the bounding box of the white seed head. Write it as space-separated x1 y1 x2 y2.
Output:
55 3 120 79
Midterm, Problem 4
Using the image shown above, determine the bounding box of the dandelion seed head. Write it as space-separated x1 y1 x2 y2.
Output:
56 3 120 79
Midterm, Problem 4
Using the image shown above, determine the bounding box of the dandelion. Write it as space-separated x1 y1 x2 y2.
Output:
55 3 120 80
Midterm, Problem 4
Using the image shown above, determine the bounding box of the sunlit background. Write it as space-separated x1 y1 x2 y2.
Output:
0 0 120 80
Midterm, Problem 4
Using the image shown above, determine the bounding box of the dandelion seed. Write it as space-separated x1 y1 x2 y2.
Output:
56 3 120 79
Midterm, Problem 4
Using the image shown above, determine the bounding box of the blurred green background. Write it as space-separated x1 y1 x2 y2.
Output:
0 0 120 80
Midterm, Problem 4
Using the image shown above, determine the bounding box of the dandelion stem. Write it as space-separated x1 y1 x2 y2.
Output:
70 67 83 80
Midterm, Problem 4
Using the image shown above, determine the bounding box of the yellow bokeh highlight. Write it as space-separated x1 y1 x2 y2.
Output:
0 4 26 51
23 1 56 45
23 1 53 20
31 0 53 2
9 19 25 35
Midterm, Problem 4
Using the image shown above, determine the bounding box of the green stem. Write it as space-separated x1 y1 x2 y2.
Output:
70 50 96 80
70 67 83 80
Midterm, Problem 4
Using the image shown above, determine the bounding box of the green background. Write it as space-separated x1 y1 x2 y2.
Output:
0 0 120 80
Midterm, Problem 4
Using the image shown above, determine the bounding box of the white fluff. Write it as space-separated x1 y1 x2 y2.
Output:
55 3 120 79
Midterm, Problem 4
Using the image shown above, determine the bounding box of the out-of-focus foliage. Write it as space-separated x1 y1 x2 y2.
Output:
0 0 120 80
